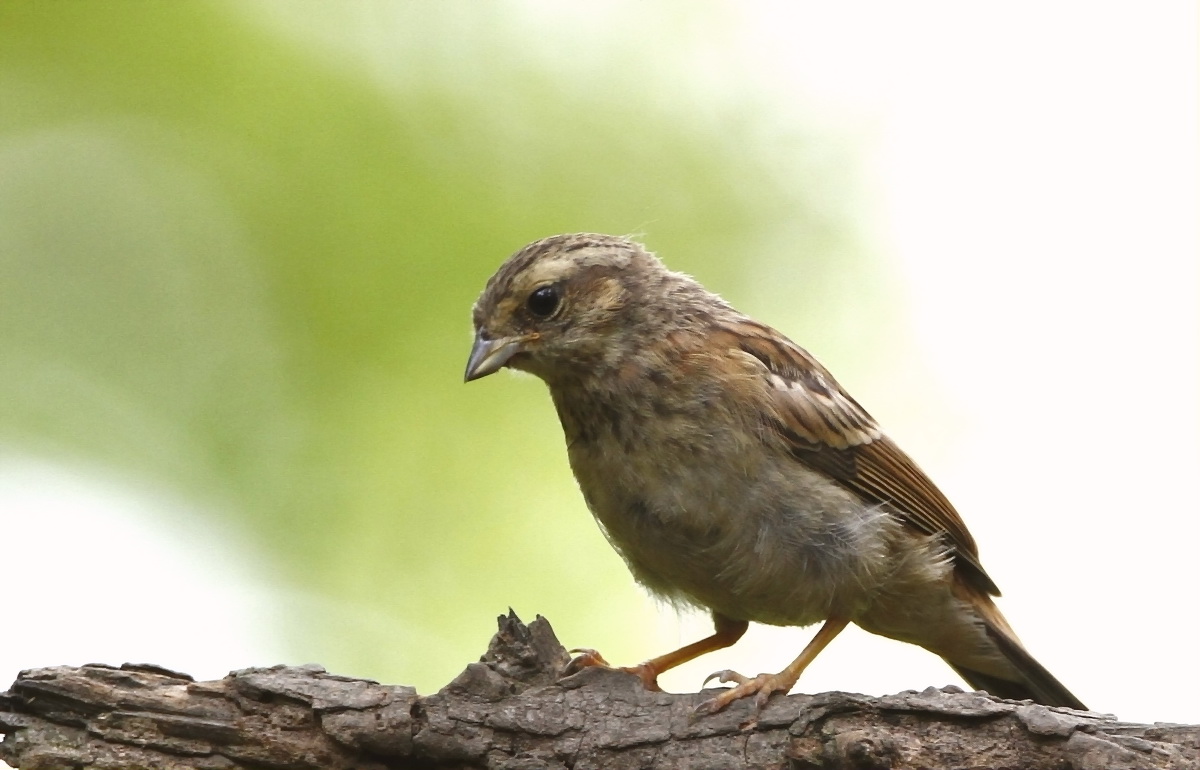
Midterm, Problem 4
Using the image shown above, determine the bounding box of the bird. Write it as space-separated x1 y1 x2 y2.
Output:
464 232 1086 714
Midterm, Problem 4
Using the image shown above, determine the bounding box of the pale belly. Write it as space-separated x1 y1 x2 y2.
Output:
569 442 906 627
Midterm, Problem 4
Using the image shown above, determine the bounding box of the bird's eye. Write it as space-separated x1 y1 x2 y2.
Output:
526 285 560 318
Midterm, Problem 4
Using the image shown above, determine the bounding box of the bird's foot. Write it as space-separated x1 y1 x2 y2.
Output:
563 648 662 691
564 647 611 673
694 669 795 715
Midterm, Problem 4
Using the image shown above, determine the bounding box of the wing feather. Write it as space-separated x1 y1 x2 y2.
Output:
724 321 1000 596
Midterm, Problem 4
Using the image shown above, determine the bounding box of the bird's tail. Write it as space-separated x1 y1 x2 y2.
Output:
947 594 1087 710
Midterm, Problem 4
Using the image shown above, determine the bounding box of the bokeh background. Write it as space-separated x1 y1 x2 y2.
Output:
2 0 1196 734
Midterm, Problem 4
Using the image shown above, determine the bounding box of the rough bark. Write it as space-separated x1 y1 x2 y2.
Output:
1 612 1195 770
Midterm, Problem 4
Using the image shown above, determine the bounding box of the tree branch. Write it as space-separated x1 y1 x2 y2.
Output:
1 612 1195 769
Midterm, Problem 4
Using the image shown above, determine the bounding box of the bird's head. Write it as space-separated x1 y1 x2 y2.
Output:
465 233 697 385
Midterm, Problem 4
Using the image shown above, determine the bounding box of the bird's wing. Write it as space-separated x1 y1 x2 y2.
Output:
720 321 1000 596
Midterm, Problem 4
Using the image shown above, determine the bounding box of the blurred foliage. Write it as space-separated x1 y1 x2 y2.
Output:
0 1 881 692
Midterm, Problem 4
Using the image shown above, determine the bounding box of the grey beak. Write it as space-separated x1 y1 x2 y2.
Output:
464 333 523 382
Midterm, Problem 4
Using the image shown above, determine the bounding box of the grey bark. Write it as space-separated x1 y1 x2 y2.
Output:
1 612 1195 769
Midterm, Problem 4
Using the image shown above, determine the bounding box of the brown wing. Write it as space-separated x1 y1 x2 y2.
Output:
724 321 1000 596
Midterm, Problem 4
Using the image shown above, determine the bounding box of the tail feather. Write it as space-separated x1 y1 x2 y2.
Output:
949 657 1086 710
952 595 1087 710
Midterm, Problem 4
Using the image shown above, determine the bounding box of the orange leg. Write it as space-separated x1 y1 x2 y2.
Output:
697 616 850 714
565 613 749 691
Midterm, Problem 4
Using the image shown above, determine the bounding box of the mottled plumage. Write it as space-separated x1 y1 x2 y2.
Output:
466 233 1085 713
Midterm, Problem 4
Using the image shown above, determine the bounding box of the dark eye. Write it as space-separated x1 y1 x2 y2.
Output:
526 285 560 318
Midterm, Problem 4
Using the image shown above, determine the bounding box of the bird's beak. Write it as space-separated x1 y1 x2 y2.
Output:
464 333 523 382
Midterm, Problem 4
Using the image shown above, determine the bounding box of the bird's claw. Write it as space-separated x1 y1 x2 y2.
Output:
694 671 790 716
563 648 611 676
562 650 663 692
702 668 753 687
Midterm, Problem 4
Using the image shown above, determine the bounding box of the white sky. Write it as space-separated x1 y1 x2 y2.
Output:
653 2 1199 724
0 459 285 679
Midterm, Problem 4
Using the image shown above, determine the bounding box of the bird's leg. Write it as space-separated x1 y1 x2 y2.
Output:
564 613 748 692
696 616 850 714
